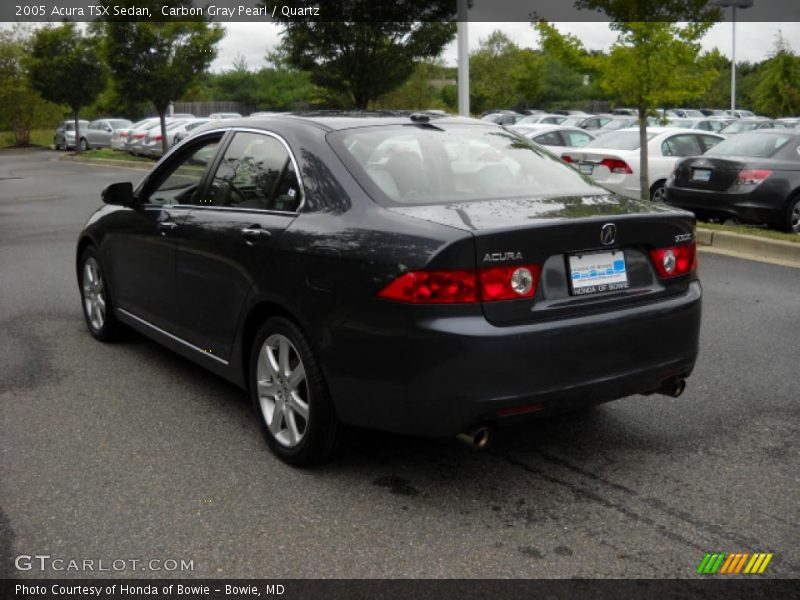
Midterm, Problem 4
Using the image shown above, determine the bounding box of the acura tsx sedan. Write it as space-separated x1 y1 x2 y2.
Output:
76 113 702 465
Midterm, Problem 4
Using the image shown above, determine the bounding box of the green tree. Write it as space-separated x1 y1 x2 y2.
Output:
753 33 800 117
27 23 106 152
274 1 456 109
101 1 224 153
548 1 720 200
0 25 62 146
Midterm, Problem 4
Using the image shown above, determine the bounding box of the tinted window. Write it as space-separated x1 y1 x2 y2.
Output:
705 132 796 158
330 124 602 206
661 134 702 157
563 130 593 147
698 135 723 152
147 137 221 206
208 132 301 211
532 131 563 146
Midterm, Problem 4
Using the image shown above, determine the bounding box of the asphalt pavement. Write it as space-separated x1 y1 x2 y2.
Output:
1 148 798 579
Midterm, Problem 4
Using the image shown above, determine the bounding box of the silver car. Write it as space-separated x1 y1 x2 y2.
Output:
124 119 165 155
54 120 89 150
170 118 211 146
141 119 192 158
81 119 132 150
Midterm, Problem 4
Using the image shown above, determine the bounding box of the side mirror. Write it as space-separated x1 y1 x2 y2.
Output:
102 182 135 207
106 126 113 133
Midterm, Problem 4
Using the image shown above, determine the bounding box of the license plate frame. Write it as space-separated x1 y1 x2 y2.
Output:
579 163 594 175
691 168 712 182
568 250 629 296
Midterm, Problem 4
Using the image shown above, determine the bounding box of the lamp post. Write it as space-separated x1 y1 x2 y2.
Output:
716 0 754 113
457 0 469 117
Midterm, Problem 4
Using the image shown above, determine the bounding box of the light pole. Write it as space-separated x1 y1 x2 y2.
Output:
716 0 754 113
457 0 469 117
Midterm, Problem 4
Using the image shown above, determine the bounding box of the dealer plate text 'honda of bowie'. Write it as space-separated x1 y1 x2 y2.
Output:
76 113 702 465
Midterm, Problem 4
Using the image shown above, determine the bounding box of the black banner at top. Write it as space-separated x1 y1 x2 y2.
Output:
3 0 799 23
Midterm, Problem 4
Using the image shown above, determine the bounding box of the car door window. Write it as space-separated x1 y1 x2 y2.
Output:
661 134 702 157
146 136 222 206
698 135 723 152
532 131 563 146
563 130 593 147
208 132 302 212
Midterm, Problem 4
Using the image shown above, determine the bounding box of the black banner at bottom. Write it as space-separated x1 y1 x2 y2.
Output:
2 579 799 600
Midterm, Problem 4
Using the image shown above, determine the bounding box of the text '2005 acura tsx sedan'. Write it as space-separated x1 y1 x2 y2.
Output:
76 113 702 465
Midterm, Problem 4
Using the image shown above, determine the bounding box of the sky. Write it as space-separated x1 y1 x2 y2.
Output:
211 21 800 73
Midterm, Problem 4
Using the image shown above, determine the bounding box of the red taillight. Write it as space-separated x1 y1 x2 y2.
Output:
562 155 573 163
377 264 541 304
135 133 145 139
120 132 128 138
650 241 697 278
377 270 478 304
735 169 771 185
479 264 541 301
152 134 162 141
600 158 633 174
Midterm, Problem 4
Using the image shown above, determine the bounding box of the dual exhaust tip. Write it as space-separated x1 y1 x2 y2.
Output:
457 378 687 450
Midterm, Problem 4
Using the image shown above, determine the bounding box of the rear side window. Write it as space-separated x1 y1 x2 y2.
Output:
661 134 702 157
208 132 301 211
563 130 593 147
329 124 602 206
584 130 657 150
532 131 562 146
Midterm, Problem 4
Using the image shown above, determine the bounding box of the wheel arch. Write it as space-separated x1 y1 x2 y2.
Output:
75 235 96 280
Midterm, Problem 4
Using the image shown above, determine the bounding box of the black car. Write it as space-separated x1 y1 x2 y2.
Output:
76 113 702 465
665 130 800 233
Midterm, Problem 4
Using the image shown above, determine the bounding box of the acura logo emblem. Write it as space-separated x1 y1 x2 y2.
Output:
601 223 617 246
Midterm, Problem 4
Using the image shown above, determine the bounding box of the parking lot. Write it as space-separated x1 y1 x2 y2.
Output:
0 148 798 579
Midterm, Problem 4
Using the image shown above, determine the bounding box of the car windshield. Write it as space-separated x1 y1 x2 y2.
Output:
583 130 657 150
722 121 758 133
682 110 704 118
704 132 795 158
667 119 695 128
601 119 636 131
329 124 603 206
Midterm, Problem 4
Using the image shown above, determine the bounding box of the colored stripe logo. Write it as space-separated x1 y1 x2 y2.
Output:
697 552 773 574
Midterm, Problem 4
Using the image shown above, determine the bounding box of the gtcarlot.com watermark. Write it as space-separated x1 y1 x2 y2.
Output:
14 554 194 573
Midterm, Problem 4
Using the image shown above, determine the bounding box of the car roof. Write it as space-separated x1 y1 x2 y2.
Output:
215 113 483 133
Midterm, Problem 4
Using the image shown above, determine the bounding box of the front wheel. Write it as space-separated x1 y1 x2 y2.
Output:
784 196 800 234
79 247 120 341
79 138 89 151
249 317 340 466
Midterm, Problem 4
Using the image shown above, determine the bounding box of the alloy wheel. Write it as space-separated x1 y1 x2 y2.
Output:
256 334 309 448
651 184 666 203
82 257 106 331
791 200 800 233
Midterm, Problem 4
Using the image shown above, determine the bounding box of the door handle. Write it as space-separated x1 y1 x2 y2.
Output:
158 221 178 232
241 226 272 242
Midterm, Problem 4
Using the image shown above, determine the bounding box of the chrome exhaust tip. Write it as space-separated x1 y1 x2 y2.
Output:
457 426 492 450
660 378 686 398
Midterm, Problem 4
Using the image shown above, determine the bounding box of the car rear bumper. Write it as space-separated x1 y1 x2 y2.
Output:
665 184 783 224
325 281 702 437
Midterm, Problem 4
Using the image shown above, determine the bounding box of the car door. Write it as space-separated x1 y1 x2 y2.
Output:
107 132 224 332
174 130 303 360
95 120 114 147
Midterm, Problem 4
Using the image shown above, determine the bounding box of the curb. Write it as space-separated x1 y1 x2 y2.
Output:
58 155 153 171
697 227 800 268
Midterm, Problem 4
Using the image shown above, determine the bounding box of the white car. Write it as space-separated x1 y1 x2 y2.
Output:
514 113 567 126
208 112 242 120
561 127 724 202
513 124 596 149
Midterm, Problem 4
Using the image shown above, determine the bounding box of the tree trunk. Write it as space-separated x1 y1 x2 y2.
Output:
638 103 649 201
73 111 81 154
159 109 168 156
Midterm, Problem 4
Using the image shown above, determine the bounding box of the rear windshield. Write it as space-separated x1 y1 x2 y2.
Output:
583 130 657 150
108 119 131 129
722 121 758 133
601 119 636 131
705 132 795 158
328 124 603 206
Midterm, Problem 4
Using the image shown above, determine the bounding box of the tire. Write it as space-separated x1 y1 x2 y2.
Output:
79 138 89 151
249 317 340 466
650 180 666 203
79 246 120 342
784 195 800 234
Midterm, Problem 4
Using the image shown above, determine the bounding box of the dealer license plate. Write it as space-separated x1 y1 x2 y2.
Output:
579 163 594 175
569 251 629 296
691 168 712 182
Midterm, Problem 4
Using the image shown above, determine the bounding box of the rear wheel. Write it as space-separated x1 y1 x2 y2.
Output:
79 246 121 341
79 138 89 151
249 317 340 466
785 195 800 234
650 180 666 203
